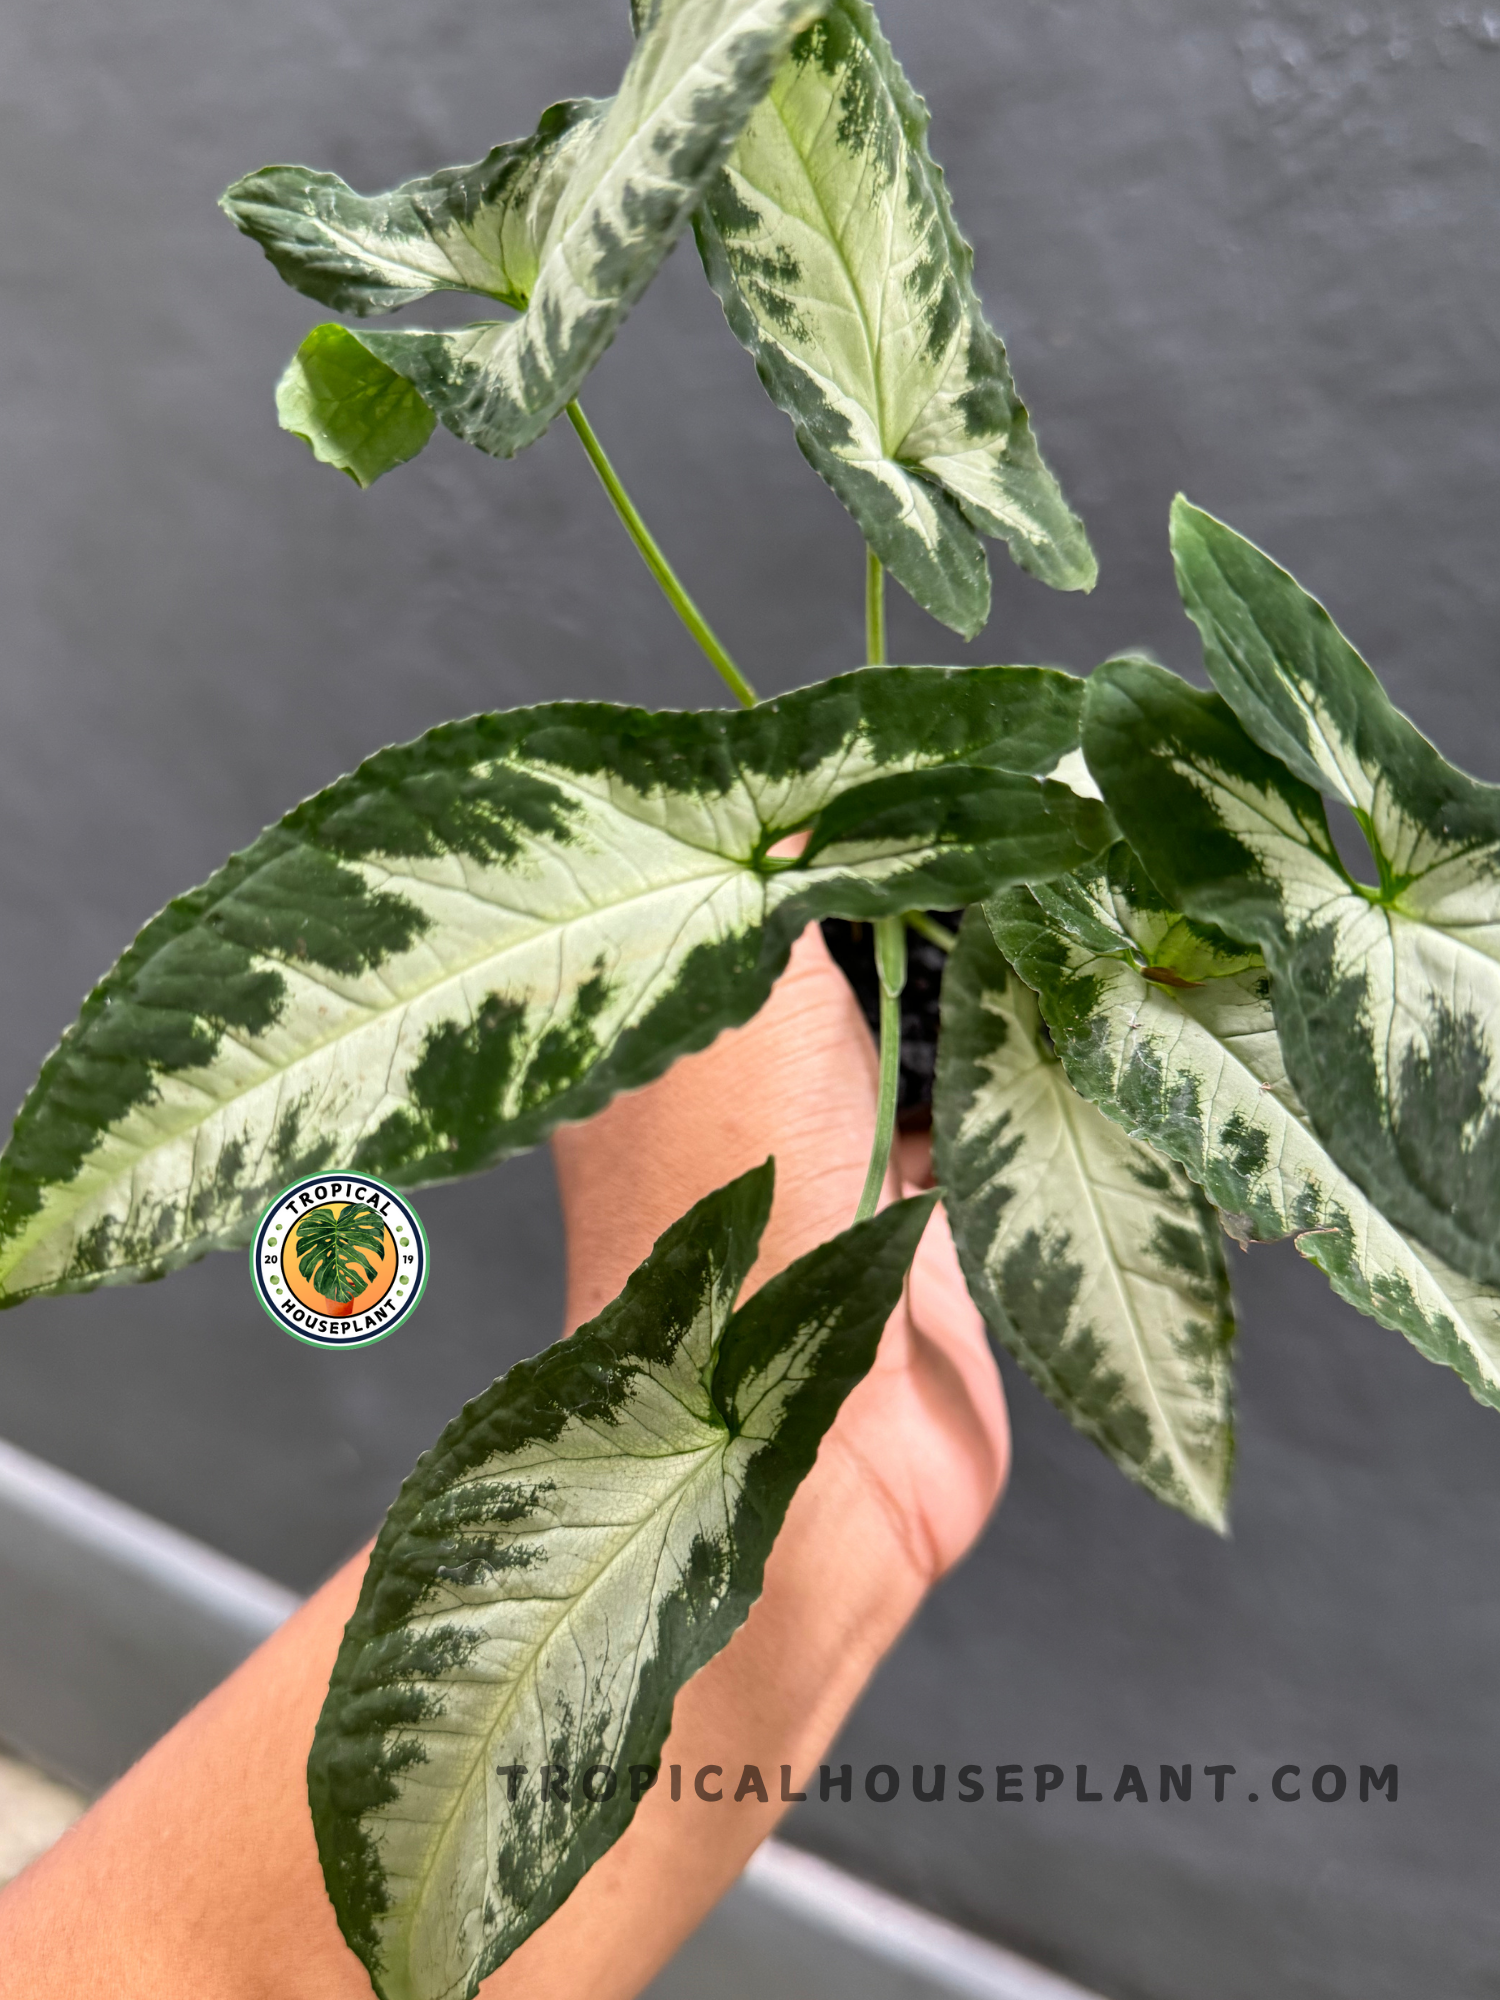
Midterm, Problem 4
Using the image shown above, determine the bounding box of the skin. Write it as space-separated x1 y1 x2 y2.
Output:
0 926 1008 1999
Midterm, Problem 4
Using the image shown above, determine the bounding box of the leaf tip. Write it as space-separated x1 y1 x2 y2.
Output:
1169 492 1230 573
1059 535 1100 595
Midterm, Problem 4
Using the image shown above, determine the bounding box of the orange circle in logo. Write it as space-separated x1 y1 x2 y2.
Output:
281 1201 400 1319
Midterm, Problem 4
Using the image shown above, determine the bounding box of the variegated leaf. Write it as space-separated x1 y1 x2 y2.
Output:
1090 501 1500 1295
222 99 603 319
991 845 1500 1412
311 1162 936 2000
933 907 1234 1528
228 0 822 482
694 0 1095 638
0 666 1109 1307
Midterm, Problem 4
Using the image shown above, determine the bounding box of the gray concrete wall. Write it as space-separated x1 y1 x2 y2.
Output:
1 2 1497 1995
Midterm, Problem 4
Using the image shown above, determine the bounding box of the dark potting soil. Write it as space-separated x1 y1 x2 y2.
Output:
819 913 961 1131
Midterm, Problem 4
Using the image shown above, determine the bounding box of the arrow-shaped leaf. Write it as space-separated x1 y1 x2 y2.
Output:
694 0 1095 638
1087 507 1500 1295
0 666 1108 1306
226 0 824 481
309 1161 935 2000
990 844 1500 1412
933 907 1234 1528
222 99 603 319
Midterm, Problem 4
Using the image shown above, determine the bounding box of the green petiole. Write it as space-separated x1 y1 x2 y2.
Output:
852 549 906 1222
566 399 757 709
865 548 886 667
905 910 956 954
854 912 908 1225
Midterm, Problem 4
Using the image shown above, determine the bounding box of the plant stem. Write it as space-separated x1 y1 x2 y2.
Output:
566 399 757 709
851 549 904 1221
855 914 906 1223
905 910 956 953
865 548 886 667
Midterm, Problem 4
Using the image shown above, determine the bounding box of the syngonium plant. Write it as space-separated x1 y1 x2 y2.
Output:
4 1 1499 1995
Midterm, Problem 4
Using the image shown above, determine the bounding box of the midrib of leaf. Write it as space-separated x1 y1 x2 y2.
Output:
745 77 890 447
730 1314 831 1430
1387 891 1500 974
323 213 511 304
195 865 736 1076
1045 1056 1214 1517
1181 523 1362 807
549 14 777 275
1376 908 1401 1112
1216 641 1497 908
1198 572 1500 907
75 823 756 1149
265 907 721 1151
393 1428 730 1939
1252 677 1429 903
1250 630 1363 811
1419 900 1500 949
40 729 1003 1253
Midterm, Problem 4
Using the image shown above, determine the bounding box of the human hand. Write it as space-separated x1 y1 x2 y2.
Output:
552 918 1010 1588
0 925 1005 2000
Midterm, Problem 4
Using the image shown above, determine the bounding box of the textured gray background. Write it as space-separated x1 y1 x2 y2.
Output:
1 1 1498 1995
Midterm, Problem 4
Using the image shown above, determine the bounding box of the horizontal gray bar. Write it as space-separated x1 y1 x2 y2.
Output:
0 1437 296 1790
735 1842 1103 2000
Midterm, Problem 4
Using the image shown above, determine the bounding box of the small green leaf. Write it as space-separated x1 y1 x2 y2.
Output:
276 325 436 487
0 665 1108 1306
991 843 1500 1413
1086 516 1500 1293
933 908 1235 1528
309 1161 936 2000
694 0 1095 637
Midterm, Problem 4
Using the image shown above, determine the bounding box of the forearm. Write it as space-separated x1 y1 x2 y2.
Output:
0 1465 927 2000
0 934 967 2000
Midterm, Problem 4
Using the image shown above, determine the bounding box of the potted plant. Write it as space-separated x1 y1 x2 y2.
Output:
2 1 1496 1995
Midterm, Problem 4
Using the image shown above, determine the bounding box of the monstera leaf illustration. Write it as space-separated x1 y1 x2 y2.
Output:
295 1203 387 1306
